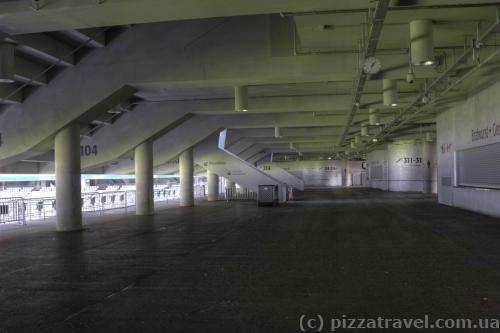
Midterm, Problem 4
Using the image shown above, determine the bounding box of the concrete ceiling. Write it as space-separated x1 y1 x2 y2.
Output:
1 0 500 173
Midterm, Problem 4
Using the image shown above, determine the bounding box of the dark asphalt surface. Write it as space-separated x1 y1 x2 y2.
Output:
0 188 499 332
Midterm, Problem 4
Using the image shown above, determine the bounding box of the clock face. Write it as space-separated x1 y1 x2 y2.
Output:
363 57 381 74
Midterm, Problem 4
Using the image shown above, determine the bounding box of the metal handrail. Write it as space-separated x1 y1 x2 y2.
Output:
0 185 208 225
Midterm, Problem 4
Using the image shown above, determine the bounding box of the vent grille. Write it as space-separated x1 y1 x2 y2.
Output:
457 141 500 189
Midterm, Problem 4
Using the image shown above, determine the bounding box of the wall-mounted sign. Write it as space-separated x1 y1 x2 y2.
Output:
441 143 452 154
208 161 226 165
472 122 500 142
396 157 423 166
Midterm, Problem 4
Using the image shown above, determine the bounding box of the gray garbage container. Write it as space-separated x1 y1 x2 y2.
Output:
258 185 278 207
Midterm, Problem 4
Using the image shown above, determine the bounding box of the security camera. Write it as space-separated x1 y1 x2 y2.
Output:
406 69 415 84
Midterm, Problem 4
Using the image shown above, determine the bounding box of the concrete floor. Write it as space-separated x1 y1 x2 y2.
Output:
1 188 500 332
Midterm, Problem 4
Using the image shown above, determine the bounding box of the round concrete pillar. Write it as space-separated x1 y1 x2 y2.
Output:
342 158 351 187
179 148 194 207
234 85 248 112
207 170 219 201
135 141 154 215
383 79 397 107
55 124 82 232
369 108 380 126
274 126 282 138
361 125 369 137
410 19 434 66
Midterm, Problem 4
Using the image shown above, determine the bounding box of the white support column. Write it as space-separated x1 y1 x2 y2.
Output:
55 124 82 232
135 140 154 215
179 148 194 207
342 158 352 187
207 170 219 202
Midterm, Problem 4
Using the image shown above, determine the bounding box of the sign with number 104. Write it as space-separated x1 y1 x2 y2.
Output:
80 145 98 157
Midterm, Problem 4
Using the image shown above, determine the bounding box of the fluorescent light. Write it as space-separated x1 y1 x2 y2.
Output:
242 109 248 112
424 60 434 66
372 138 379 142
391 103 397 107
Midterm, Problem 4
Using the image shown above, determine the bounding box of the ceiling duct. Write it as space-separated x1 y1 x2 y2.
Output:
383 79 397 106
0 42 15 83
234 85 248 112
410 19 434 66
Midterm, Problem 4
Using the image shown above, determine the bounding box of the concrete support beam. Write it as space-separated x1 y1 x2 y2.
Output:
342 158 351 187
14 33 75 67
207 170 219 202
14 56 47 85
135 141 154 215
54 124 82 232
179 148 194 207
61 29 106 48
0 83 23 104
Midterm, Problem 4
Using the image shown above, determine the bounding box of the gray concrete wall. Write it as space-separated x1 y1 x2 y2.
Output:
256 163 305 190
367 141 437 193
367 149 389 191
437 79 500 217
271 160 366 187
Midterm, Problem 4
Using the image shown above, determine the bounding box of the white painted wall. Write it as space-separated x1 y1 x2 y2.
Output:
437 79 500 217
271 160 367 187
366 140 437 193
367 149 389 191
257 163 305 190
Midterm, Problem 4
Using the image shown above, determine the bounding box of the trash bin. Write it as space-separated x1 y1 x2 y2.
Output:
257 185 278 207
